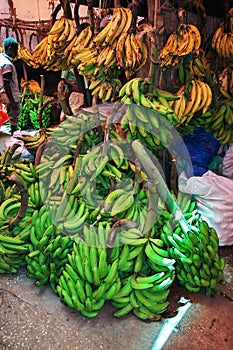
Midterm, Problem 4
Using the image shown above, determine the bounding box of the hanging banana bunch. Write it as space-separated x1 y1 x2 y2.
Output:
188 49 210 79
18 44 35 67
211 7 233 59
71 7 148 102
159 23 201 67
169 79 213 125
29 16 94 71
218 64 233 99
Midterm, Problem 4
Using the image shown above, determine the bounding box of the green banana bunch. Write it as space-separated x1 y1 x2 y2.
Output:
196 100 233 145
0 232 28 273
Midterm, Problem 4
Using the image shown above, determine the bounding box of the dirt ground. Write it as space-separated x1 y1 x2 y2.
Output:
0 246 232 350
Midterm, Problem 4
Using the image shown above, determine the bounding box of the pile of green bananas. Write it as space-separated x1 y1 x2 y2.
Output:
0 105 227 321
0 232 28 273
18 93 52 130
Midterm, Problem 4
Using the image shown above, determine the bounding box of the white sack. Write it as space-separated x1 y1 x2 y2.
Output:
221 144 233 179
179 170 233 246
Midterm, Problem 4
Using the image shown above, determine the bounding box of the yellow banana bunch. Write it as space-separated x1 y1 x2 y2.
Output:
18 44 35 67
211 22 233 58
31 16 92 71
169 79 213 125
159 23 201 67
218 65 233 99
212 7 233 58
93 7 133 47
116 31 149 79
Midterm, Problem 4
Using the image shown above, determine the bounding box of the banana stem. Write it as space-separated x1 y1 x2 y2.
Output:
147 43 158 93
131 139 191 233
7 172 28 230
142 184 159 235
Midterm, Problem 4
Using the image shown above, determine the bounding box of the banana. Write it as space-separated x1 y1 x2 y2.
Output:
110 192 135 217
116 31 128 69
145 241 176 267
183 80 197 116
187 24 201 51
113 302 133 317
202 82 213 114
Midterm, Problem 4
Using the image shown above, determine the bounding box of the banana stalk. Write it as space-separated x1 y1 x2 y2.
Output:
147 40 158 94
131 139 192 233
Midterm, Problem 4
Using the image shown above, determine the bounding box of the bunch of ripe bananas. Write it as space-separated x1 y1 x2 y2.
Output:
25 17 93 71
70 7 148 101
211 7 233 59
197 100 233 145
115 31 148 79
18 44 35 67
218 65 233 99
169 79 213 125
159 23 201 67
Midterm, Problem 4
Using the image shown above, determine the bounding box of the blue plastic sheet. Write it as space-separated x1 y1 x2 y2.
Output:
182 127 220 176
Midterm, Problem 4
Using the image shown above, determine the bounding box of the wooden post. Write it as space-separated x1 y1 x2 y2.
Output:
147 0 155 26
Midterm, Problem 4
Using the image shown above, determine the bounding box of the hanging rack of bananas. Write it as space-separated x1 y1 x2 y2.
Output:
211 7 233 59
159 23 202 67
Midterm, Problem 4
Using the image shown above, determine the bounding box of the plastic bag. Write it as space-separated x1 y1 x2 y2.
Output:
4 130 35 162
179 170 233 246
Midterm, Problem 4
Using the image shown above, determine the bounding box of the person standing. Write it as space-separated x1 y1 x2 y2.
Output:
0 38 20 135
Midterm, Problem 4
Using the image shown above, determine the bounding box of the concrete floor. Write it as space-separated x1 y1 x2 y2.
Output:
0 246 232 350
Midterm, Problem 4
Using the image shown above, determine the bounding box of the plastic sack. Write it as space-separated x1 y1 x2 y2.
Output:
179 170 233 246
69 92 84 115
221 144 233 179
